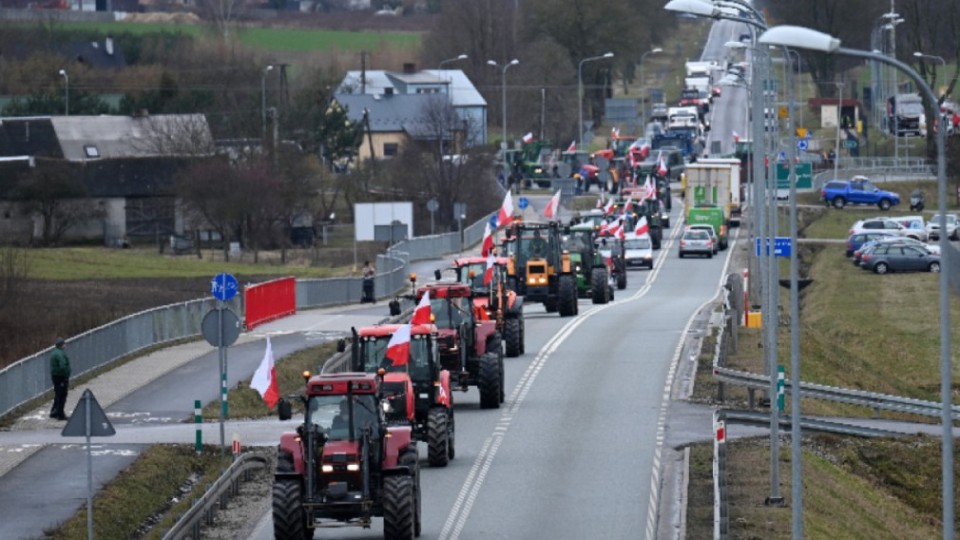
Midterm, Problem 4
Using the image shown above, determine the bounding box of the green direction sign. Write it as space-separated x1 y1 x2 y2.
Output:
843 139 858 149
776 163 812 190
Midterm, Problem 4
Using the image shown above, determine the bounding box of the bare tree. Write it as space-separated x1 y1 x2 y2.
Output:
198 0 245 41
0 246 31 313
129 114 218 157
14 161 99 245
176 158 244 261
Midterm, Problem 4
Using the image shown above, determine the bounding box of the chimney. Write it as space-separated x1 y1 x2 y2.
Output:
105 36 114 56
403 63 416 74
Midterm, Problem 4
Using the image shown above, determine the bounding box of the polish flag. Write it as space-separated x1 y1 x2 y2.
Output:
634 216 649 236
521 132 534 144
656 152 668 176
621 196 634 217
602 198 615 216
481 222 495 257
251 336 280 409
497 191 514 228
412 291 432 325
543 189 562 220
483 252 496 286
607 219 624 239
611 126 620 138
566 140 577 152
385 324 411 367
643 175 656 200
732 130 740 143
596 196 604 209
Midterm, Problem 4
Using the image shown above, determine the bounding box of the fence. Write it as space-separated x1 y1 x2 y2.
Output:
0 213 494 420
244 277 296 329
812 157 935 190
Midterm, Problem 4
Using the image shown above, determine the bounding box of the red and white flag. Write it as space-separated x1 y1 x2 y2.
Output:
634 216 650 236
385 324 411 367
642 175 656 200
521 132 534 144
483 252 496 286
497 191 514 228
611 126 620 138
412 291 431 325
602 198 615 216
543 189 562 220
251 336 280 409
621 196 634 217
481 222 495 257
656 152 668 176
566 140 577 152
596 196 604 209
732 130 740 143
607 219 624 239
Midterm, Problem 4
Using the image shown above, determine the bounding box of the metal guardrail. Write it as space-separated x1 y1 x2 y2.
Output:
712 365 960 420
161 453 268 540
718 409 903 438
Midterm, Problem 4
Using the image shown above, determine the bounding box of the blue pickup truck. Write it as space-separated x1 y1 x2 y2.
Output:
821 176 900 210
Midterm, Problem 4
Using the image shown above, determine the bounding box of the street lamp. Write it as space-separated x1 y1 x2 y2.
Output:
639 47 663 121
761 25 954 540
58 69 68 116
578 52 614 149
832 81 844 181
438 54 468 70
487 59 519 151
261 64 274 141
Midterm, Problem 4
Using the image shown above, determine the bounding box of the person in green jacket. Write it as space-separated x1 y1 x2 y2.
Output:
49 338 70 420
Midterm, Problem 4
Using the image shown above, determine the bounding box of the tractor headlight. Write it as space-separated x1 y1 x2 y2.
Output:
575 265 581 272
322 464 334 473
346 463 360 472
382 400 393 414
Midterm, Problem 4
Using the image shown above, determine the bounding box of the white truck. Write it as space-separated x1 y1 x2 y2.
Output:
696 158 741 225
683 160 737 226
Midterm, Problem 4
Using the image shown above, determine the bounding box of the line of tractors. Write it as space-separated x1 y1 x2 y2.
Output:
266 199 662 539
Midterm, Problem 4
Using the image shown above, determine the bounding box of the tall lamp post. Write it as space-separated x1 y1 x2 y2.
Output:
578 52 614 149
639 47 663 121
833 81 844 181
261 64 274 141
487 59 519 150
439 54 468 70
760 25 953 540
58 69 69 116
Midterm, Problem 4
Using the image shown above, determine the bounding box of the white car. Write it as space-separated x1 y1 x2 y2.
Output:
686 224 719 254
850 217 924 241
925 213 959 241
888 215 928 242
623 233 654 269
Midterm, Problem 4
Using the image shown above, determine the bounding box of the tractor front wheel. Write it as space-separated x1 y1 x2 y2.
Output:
427 408 450 467
504 317 522 357
478 353 502 409
591 268 610 304
273 454 310 540
558 275 578 316
383 475 416 540
399 450 422 537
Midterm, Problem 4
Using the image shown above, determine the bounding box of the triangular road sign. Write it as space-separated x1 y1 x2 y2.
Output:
62 389 116 437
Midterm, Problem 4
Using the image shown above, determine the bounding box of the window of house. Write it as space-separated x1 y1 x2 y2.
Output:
416 88 439 94
383 143 399 157
84 145 100 158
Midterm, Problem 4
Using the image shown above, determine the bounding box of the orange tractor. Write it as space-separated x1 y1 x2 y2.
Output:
349 323 455 467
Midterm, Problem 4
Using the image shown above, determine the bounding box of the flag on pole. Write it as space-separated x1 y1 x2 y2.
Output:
497 191 514 228
412 291 432 325
602 198 615 216
596 196 604 209
642 175 656 200
483 252 496 286
607 219 624 239
543 189 562 220
656 152 668 176
251 336 280 409
521 132 534 144
634 216 650 236
481 222 495 257
566 140 577 152
732 130 740 143
611 126 620 138
385 324 411 367
621 196 634 217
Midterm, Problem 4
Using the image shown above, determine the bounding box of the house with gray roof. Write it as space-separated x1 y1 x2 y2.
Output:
336 66 487 159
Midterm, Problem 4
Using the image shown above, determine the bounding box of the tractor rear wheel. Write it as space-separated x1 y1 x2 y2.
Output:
273 454 310 540
558 275 578 316
399 450 422 537
478 353 502 409
427 408 450 467
591 268 610 304
447 400 456 460
383 475 416 540
504 318 522 357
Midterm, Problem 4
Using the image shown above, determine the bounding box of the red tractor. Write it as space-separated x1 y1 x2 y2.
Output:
418 282 505 409
273 372 421 539
349 323 455 467
440 256 526 358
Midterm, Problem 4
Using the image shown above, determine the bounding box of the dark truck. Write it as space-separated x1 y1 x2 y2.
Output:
821 176 901 210
887 94 924 137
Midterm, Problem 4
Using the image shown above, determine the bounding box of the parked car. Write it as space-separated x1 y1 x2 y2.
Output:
888 215 928 242
686 224 718 254
623 233 654 269
846 231 896 257
859 243 941 274
679 228 714 258
853 236 940 266
821 176 900 210
925 213 959 241
850 217 923 240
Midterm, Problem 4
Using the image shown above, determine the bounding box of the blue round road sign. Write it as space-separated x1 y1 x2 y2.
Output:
518 196 529 210
211 273 239 302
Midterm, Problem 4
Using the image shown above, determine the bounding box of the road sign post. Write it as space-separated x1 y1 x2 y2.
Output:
62 389 115 540
208 273 238 455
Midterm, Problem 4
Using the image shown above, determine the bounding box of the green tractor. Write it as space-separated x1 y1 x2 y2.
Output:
561 222 615 304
